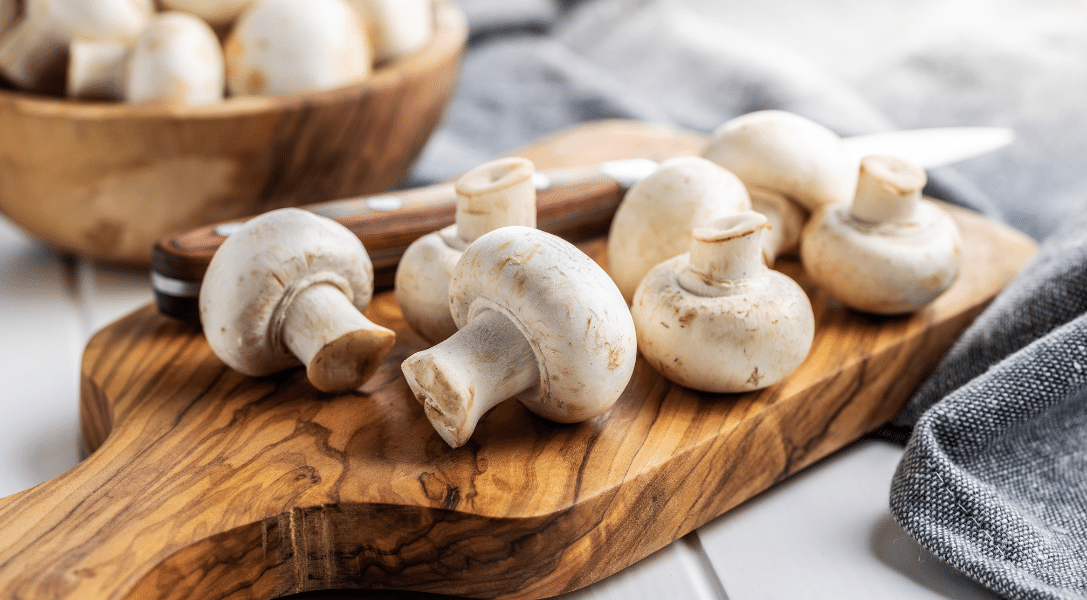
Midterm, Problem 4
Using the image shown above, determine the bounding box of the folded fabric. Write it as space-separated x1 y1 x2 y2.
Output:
890 211 1087 599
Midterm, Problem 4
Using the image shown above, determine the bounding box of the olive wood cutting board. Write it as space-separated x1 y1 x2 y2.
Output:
0 121 1035 600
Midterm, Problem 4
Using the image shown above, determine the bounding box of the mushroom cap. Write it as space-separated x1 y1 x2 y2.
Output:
344 0 432 63
0 0 17 39
607 155 751 303
800 200 962 315
449 226 637 422
126 12 225 106
224 0 371 97
701 110 856 213
200 208 376 377
160 0 256 27
393 225 463 343
633 258 813 392
38 0 154 42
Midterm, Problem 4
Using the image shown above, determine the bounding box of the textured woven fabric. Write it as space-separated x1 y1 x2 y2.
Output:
889 212 1087 599
415 1 1087 596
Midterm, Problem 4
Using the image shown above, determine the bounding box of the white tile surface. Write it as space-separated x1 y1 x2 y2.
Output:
697 440 1002 600
74 258 153 336
0 218 86 497
564 535 728 600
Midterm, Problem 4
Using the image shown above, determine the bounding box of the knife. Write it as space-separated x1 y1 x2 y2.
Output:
152 126 1013 322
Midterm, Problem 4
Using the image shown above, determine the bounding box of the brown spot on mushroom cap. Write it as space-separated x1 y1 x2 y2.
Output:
606 344 626 370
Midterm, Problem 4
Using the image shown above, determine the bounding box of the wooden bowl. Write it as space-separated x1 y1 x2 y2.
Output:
0 0 467 265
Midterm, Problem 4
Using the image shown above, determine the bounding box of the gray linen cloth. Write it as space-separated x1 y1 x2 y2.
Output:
413 1 1087 597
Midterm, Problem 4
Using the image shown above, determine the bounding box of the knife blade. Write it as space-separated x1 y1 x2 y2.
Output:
842 126 1014 168
152 126 1013 322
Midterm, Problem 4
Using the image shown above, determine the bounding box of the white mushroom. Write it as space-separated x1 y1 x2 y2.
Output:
701 110 856 265
401 226 638 448
632 211 814 393
224 0 371 97
159 0 257 28
125 12 225 106
200 208 396 393
0 0 152 94
800 155 962 315
395 157 536 344
606 156 751 304
344 0 432 64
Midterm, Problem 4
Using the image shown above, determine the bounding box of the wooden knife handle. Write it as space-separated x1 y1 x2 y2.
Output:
151 165 628 322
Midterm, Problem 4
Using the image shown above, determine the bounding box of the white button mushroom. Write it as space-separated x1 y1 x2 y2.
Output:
631 211 815 394
224 0 371 97
159 0 257 28
344 0 433 64
200 208 396 393
125 12 226 106
395 157 537 344
701 110 856 265
800 155 963 315
606 156 751 304
401 226 638 449
0 0 153 93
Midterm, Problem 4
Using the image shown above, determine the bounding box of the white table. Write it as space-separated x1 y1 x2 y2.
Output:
0 214 1000 599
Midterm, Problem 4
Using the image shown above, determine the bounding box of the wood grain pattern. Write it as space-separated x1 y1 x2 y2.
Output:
0 123 1035 600
0 0 466 265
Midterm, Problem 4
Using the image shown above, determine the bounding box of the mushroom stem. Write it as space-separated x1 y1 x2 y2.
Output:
402 309 539 448
680 212 769 295
748 188 806 266
453 157 536 245
67 38 129 99
279 282 395 393
849 155 927 224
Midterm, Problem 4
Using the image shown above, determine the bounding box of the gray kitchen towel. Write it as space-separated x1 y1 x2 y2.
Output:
414 1 1087 597
890 212 1087 599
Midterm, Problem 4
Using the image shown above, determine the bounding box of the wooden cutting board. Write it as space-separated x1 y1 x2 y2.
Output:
0 121 1035 600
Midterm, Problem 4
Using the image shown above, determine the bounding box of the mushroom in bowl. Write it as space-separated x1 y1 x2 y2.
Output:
0 0 467 264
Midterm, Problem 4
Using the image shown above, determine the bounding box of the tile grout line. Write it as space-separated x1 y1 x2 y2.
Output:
61 255 97 461
59 254 96 342
678 532 732 600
